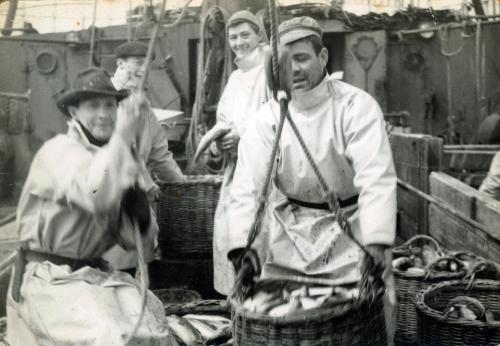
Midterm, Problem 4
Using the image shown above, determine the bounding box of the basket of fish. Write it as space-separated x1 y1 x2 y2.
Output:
165 313 232 345
229 279 386 346
415 279 500 346
157 175 223 258
392 235 467 344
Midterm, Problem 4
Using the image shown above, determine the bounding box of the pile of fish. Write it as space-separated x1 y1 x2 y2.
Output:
442 297 499 322
242 285 359 317
165 314 231 346
392 244 453 276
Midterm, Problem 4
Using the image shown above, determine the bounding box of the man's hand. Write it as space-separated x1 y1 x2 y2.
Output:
219 128 240 151
228 248 261 289
147 183 161 204
363 244 389 273
116 92 146 143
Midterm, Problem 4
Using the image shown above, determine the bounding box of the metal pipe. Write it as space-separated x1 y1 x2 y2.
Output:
444 150 499 155
445 144 500 150
88 0 98 67
0 36 87 45
391 19 500 37
0 90 29 99
463 14 500 19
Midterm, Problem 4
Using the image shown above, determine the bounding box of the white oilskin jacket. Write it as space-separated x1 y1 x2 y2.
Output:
228 74 397 282
6 120 175 345
213 45 272 295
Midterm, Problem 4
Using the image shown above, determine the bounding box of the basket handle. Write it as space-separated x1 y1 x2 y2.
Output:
439 296 489 322
424 256 466 280
394 235 444 256
464 259 500 290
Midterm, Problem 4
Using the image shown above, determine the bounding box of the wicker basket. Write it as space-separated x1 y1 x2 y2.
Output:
164 299 230 317
152 288 202 307
229 279 386 346
0 316 7 346
157 175 223 258
393 235 467 344
416 280 500 346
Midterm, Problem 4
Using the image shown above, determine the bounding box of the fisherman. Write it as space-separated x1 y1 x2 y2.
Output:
479 151 500 200
6 68 176 345
103 40 185 276
227 15 396 338
212 10 272 295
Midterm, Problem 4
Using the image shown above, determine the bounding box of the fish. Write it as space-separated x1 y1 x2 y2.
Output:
290 285 308 298
192 123 231 162
392 256 413 271
182 314 231 325
166 315 204 346
243 290 280 313
308 287 334 297
406 267 425 275
300 296 322 310
185 318 217 339
268 296 301 317
421 244 440 265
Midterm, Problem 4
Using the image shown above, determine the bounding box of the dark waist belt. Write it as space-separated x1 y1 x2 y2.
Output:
288 194 359 210
11 248 108 303
24 249 108 271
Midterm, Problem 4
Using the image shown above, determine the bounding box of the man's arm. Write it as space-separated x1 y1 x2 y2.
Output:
343 92 397 248
227 103 277 257
146 108 185 183
479 151 500 200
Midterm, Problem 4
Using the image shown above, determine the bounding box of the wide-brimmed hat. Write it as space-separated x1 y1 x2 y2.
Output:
56 68 129 116
279 16 322 45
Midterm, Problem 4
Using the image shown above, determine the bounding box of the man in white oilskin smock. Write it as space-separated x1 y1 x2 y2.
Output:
103 41 185 277
6 68 176 345
212 10 272 295
227 15 396 337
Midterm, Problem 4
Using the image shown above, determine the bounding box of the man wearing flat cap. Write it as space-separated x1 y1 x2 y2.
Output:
211 10 274 295
6 68 176 345
103 40 185 276
227 15 396 338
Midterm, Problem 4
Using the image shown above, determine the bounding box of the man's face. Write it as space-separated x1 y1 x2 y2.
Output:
228 22 260 59
115 56 145 91
287 39 328 92
68 96 118 141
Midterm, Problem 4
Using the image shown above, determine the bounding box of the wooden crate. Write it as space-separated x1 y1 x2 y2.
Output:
390 133 443 239
428 172 500 260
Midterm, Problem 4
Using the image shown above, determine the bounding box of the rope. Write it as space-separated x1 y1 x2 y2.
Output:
238 0 377 296
184 6 231 174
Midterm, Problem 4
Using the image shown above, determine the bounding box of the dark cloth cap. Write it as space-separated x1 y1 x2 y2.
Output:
56 68 129 116
226 10 261 32
115 41 153 59
278 16 322 45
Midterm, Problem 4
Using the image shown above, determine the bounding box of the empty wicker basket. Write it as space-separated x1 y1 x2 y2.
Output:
416 280 500 346
157 175 223 258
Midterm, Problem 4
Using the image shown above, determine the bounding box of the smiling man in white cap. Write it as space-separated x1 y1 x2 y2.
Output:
211 10 272 295
227 16 396 341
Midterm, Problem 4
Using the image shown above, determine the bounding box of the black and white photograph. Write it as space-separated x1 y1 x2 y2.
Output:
0 0 499 344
